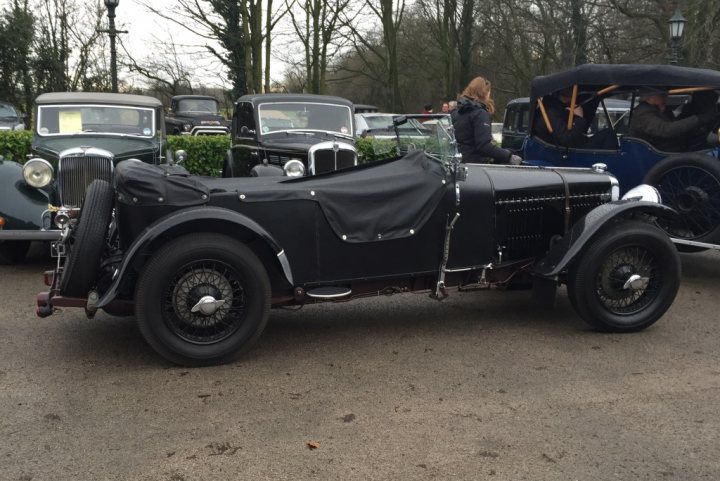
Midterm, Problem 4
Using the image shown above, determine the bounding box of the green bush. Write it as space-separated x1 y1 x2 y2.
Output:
356 137 398 163
167 135 230 176
0 131 33 163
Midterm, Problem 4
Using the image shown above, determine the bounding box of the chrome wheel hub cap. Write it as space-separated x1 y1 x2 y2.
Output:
623 274 649 291
190 295 226 316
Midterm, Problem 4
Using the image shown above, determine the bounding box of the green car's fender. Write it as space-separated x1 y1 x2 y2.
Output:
0 159 50 232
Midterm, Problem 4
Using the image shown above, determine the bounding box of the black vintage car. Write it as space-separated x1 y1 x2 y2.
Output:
165 95 230 136
36 117 682 366
223 93 357 177
0 92 172 264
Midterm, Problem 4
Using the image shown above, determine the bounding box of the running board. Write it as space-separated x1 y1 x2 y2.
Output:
671 238 720 250
306 286 352 299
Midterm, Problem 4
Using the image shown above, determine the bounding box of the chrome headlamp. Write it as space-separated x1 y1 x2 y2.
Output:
283 159 306 177
183 123 192 132
621 184 662 204
22 158 54 188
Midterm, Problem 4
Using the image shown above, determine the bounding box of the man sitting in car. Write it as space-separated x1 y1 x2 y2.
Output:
533 88 614 149
628 90 718 152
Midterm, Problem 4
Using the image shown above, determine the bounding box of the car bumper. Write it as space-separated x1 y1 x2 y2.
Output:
0 229 62 241
183 126 230 136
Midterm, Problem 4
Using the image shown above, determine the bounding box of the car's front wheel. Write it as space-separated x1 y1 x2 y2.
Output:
134 233 271 366
644 154 720 245
567 221 680 332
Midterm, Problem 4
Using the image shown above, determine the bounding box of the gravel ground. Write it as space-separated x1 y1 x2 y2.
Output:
1 244 719 481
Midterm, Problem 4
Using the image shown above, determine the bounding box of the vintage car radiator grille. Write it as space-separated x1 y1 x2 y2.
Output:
312 149 356 175
495 190 611 260
58 154 113 207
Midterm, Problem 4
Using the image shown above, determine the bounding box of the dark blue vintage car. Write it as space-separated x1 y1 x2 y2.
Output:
517 64 720 248
36 116 682 366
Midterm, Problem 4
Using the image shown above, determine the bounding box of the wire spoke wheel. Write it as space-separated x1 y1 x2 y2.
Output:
594 246 659 315
135 233 271 366
654 166 720 239
644 154 720 244
163 261 247 344
567 220 680 332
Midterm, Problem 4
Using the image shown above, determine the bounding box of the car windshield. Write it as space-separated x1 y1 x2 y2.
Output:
0 104 18 118
258 102 353 137
37 104 156 137
177 98 219 114
364 114 456 164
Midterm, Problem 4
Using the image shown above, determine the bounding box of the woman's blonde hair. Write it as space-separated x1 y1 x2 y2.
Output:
461 76 494 114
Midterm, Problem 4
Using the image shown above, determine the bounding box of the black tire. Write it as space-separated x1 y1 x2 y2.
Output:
135 233 271 366
643 154 720 244
0 240 31 265
567 221 680 332
59 180 114 297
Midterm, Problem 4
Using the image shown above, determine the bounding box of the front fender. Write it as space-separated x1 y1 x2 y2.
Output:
534 200 677 277
0 159 50 231
96 206 294 308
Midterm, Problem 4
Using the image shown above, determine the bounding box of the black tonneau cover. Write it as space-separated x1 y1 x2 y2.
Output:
207 150 450 243
114 151 450 244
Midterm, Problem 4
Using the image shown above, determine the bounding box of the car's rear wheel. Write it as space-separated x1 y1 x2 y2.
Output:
134 233 271 366
60 179 114 297
0 240 31 265
643 154 720 245
567 221 680 332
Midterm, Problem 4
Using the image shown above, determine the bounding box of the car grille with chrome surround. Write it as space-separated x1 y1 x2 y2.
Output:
58 151 113 207
311 149 356 175
495 190 610 261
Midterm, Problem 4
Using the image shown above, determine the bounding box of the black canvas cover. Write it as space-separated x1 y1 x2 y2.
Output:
114 161 209 207
201 150 451 243
530 64 720 99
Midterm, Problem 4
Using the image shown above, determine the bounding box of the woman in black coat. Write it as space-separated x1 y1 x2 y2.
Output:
451 76 521 164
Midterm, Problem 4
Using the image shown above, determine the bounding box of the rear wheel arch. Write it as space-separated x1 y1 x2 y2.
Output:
97 211 293 309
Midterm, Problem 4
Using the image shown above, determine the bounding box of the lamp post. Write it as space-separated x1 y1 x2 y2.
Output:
668 7 687 66
99 0 127 92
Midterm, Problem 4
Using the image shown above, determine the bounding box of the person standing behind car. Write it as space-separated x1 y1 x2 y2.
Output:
452 76 522 164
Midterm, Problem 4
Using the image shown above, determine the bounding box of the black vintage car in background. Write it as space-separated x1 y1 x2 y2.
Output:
36 116 682 366
164 95 230 136
223 93 357 177
0 92 172 264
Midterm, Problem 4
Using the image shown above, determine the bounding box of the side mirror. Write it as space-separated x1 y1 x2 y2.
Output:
240 125 256 136
393 115 408 126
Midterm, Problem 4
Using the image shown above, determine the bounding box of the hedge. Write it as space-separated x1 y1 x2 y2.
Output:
0 132 397 176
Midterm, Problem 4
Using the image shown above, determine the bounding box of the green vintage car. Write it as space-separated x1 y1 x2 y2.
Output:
0 92 172 264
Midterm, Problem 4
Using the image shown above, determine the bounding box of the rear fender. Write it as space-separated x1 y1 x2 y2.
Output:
0 159 50 230
534 200 677 278
96 207 293 308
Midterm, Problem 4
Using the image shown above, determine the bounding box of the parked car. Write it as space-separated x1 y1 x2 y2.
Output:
354 104 379 114
36 114 681 366
355 112 432 139
223 94 357 178
514 64 720 248
165 95 230 136
491 122 503 144
0 101 25 131
502 97 632 153
0 92 173 264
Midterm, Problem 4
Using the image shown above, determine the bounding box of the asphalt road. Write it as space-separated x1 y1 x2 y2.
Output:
1 245 719 481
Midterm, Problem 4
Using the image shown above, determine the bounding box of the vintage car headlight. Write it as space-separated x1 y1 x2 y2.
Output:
22 158 54 188
622 184 661 204
283 159 305 177
183 123 192 132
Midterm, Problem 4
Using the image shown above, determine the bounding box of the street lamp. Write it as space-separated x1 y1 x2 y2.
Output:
99 0 127 92
668 7 687 65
